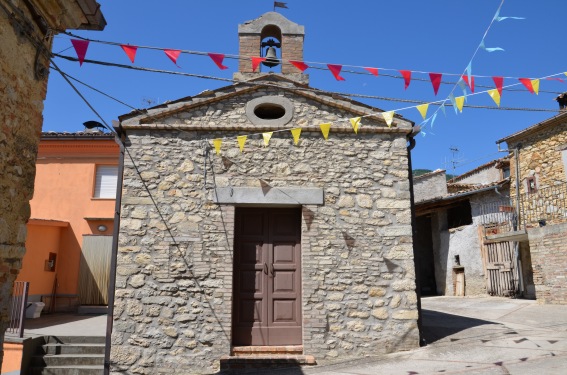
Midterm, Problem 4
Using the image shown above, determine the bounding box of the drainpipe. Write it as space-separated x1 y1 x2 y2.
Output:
104 127 126 375
514 145 522 231
406 128 424 346
513 145 524 296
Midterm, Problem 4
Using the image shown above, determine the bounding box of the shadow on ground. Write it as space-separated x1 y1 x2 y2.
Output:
218 365 305 375
23 313 105 330
421 308 497 344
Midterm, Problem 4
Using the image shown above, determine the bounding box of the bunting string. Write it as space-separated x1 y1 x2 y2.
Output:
60 4 561 91
58 45 567 96
50 60 564 161
62 31 541 80
420 0 505 131
53 52 566 116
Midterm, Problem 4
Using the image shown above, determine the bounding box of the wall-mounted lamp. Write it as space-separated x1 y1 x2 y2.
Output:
45 252 56 272
97 224 108 232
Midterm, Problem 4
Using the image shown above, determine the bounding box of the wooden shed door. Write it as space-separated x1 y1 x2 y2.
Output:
481 240 520 297
79 235 112 305
233 208 302 346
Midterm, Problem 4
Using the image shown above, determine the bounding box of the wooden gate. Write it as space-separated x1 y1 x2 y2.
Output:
78 235 112 305
480 239 519 297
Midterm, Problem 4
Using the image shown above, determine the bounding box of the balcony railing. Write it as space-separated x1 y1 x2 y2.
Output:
479 182 567 237
479 198 521 236
7 281 29 338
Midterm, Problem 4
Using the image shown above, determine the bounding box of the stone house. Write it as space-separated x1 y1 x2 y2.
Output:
110 12 420 374
413 160 515 298
0 0 105 370
491 111 567 304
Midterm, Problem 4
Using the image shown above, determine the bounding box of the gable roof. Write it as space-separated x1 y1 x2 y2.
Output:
413 169 445 181
447 157 509 184
416 178 509 212
496 110 567 145
119 74 414 133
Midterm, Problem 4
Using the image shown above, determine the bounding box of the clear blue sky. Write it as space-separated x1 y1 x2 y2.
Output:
44 0 567 174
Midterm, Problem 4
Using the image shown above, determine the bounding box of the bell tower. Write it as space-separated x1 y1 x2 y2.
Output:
235 12 308 84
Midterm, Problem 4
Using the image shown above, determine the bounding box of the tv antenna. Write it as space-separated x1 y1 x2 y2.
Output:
443 146 466 175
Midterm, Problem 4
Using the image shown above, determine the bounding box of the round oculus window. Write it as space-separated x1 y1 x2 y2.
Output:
245 96 294 126
254 103 286 120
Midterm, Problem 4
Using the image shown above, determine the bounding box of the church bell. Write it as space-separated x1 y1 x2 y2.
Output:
261 39 281 68
263 47 280 68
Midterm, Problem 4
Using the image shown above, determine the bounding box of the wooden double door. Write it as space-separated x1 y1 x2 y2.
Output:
233 208 302 346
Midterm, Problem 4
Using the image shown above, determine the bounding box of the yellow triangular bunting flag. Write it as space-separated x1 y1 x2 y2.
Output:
320 123 331 140
416 104 429 120
531 79 540 95
262 132 273 146
349 117 361 133
237 135 247 152
291 128 301 145
213 139 222 155
487 89 501 107
382 111 394 127
455 96 465 113
564 72 567 77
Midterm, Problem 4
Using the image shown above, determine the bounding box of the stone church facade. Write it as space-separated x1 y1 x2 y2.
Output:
110 12 419 374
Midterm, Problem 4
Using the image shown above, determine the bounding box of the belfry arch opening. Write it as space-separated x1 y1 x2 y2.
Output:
260 25 282 72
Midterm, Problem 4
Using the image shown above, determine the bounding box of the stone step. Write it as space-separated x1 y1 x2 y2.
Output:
77 305 108 315
232 345 303 356
44 336 106 345
32 354 104 367
220 354 316 370
29 365 104 375
42 343 106 355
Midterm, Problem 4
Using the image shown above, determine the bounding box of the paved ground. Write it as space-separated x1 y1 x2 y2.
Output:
252 297 567 375
19 312 107 337
7 297 567 374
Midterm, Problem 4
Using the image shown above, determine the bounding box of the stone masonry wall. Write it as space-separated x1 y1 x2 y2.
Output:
527 222 567 304
111 90 419 374
0 1 103 369
413 170 447 203
1 3 51 367
238 34 260 73
281 35 303 74
508 121 567 196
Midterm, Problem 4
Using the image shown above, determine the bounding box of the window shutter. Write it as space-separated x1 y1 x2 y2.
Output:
94 166 118 198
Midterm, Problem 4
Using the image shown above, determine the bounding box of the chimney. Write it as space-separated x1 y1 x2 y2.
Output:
556 92 567 110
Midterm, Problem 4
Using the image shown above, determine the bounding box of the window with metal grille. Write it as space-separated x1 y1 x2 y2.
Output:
94 165 118 198
526 176 537 194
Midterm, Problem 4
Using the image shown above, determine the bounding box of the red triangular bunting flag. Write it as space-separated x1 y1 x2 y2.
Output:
71 39 89 66
164 49 181 66
519 78 534 94
290 60 309 72
327 64 345 81
364 67 378 76
208 53 228 70
120 45 138 63
429 73 442 95
462 74 475 93
493 76 504 96
400 70 412 90
252 57 266 72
